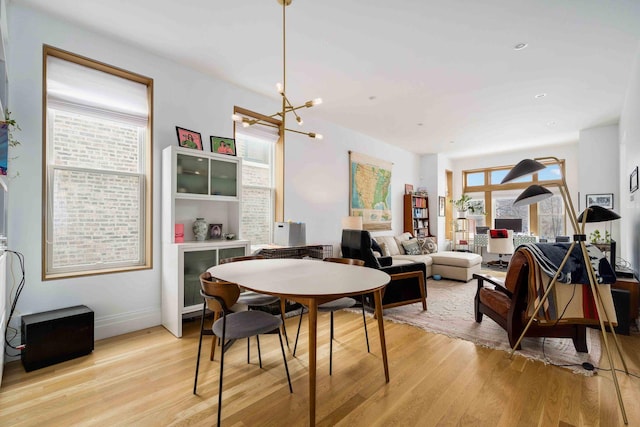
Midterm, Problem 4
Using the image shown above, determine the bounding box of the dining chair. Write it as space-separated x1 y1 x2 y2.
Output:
194 272 292 426
218 255 289 361
293 257 370 375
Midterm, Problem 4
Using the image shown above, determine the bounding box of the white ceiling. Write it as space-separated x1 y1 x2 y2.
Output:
16 0 640 157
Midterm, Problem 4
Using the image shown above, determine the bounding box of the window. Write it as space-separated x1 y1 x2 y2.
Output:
43 46 153 279
462 160 566 237
233 107 283 246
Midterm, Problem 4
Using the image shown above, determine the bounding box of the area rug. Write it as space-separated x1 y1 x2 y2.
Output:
378 278 603 376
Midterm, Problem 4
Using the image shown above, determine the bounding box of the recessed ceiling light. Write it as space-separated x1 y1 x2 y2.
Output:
417 123 423 126
449 140 455 144
534 93 547 99
514 42 528 50
368 96 376 100
547 121 557 126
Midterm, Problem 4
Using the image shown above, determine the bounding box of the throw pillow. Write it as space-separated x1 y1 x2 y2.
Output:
378 241 391 257
401 239 421 255
394 232 413 255
418 237 438 254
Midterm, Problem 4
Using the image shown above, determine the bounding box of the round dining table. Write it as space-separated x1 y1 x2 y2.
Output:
207 258 391 426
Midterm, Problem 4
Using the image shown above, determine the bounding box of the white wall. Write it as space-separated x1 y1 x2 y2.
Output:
5 4 420 342
619 41 640 276
578 125 621 243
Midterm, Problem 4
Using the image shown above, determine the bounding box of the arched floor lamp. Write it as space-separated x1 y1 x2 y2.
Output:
502 157 629 424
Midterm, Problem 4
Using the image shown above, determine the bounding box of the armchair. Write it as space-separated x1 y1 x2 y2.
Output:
341 229 427 311
475 247 593 352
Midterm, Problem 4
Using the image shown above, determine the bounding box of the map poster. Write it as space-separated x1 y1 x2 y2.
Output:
349 151 392 231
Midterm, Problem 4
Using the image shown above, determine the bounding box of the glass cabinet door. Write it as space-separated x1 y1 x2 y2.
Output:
219 246 245 262
210 158 237 197
183 249 217 308
176 153 209 195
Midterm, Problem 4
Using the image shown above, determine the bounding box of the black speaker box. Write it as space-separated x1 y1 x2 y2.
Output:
21 305 94 372
611 288 630 335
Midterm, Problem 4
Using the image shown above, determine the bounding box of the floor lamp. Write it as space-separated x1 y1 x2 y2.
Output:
501 157 629 424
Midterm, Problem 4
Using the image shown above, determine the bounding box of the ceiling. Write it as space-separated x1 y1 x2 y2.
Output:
16 0 640 157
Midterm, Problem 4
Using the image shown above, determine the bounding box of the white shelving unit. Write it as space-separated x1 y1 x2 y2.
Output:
161 146 249 337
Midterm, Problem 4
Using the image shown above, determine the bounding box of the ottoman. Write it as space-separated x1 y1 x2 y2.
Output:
430 251 482 282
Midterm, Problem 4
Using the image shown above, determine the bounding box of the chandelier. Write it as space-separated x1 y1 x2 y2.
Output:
232 0 322 139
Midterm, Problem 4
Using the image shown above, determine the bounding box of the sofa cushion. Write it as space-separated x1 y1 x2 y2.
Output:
378 241 391 257
429 251 482 267
401 239 421 255
393 254 433 266
374 235 401 256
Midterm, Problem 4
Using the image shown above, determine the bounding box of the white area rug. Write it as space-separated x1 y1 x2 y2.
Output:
379 278 602 376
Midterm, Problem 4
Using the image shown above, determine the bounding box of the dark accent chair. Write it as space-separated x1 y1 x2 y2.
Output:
474 248 588 352
340 229 427 311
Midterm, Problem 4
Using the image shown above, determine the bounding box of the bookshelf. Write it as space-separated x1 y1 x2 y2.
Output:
403 194 431 237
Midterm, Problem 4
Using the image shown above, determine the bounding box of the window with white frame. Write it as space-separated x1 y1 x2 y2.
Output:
43 47 153 279
235 123 279 246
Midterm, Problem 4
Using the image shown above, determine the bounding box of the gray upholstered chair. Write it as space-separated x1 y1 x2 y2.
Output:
292 257 369 375
219 255 288 360
194 272 292 426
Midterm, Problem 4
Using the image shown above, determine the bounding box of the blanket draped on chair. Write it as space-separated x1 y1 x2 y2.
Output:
517 245 617 325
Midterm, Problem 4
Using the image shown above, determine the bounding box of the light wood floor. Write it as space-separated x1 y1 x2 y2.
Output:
1 311 639 426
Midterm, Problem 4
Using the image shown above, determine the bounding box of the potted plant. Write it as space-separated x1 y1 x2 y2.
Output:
0 110 21 148
450 194 484 218
589 229 611 244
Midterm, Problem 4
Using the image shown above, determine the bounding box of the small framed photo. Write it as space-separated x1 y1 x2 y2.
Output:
404 184 414 195
209 223 222 239
176 126 203 150
438 196 445 217
631 166 639 193
210 136 236 156
586 193 614 209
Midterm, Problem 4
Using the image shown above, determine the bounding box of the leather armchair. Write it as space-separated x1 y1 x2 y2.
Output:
341 230 427 310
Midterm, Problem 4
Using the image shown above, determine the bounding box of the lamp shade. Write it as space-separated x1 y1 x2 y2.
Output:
513 184 553 207
341 216 363 230
577 205 621 223
501 159 547 184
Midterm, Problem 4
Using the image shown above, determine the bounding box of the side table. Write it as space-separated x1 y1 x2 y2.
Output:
612 277 639 322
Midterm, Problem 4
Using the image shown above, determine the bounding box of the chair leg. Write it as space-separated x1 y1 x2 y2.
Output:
217 316 227 426
256 335 263 369
194 303 207 394
361 296 370 353
278 330 293 393
210 311 220 361
329 311 334 376
293 307 305 357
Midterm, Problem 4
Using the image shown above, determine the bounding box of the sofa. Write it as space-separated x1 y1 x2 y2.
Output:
341 230 427 311
373 232 482 282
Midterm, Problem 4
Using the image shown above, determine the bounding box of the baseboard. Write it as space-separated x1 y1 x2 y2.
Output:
95 307 161 340
3 307 162 365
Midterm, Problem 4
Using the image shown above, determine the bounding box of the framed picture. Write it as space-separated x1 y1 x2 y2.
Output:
438 196 445 217
586 193 614 209
176 126 203 150
209 223 222 239
210 136 236 156
404 184 414 195
631 166 639 193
